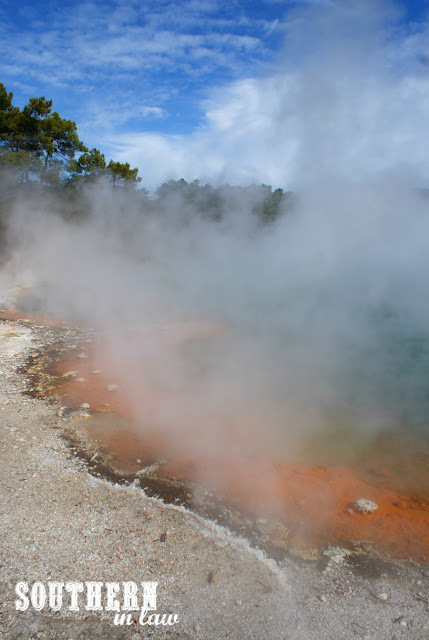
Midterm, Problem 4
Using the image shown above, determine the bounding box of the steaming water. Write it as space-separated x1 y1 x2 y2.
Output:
2 0 429 512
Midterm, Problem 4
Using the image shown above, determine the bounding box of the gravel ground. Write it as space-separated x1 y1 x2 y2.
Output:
0 319 429 640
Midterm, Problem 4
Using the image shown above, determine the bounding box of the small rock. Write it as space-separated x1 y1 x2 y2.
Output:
56 407 66 417
80 403 90 410
106 384 119 392
62 370 78 378
207 570 217 584
91 369 102 375
352 499 379 514
319 594 328 602
77 353 88 359
377 592 388 601
76 378 85 383
235 600 242 605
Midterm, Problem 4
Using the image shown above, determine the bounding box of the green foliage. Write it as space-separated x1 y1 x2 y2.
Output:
107 160 142 186
0 84 20 151
0 83 141 187
154 179 289 224
253 185 285 223
0 84 86 182
0 84 13 112
0 148 43 183
38 110 86 164
69 148 107 183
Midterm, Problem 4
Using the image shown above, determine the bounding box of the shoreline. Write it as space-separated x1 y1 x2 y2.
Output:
12 314 429 565
1 318 429 639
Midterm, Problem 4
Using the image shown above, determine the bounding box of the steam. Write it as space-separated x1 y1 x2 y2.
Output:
2 0 429 477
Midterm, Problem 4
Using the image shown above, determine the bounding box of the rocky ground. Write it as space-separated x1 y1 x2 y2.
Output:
0 318 428 640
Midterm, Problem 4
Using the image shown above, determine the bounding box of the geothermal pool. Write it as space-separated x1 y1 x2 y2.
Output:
8 310 428 565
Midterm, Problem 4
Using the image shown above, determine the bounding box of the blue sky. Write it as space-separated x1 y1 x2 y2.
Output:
1 1 288 136
1 0 429 188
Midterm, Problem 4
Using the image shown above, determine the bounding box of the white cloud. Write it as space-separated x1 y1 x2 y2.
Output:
102 75 298 189
77 99 167 138
103 2 429 189
104 133 192 187
139 106 166 118
1 1 270 86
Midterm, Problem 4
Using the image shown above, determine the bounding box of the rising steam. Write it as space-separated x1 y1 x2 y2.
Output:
1 0 429 472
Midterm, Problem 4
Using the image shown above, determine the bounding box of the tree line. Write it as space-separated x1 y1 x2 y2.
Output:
0 83 290 223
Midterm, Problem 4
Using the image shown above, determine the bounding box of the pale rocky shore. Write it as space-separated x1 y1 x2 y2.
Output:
0 319 428 640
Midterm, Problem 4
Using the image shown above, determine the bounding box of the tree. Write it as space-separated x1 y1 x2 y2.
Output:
39 110 86 168
0 149 42 177
69 148 106 182
107 160 141 186
0 84 13 112
0 84 21 152
0 84 143 188
251 185 285 223
0 84 86 182
20 97 86 177
0 86 42 182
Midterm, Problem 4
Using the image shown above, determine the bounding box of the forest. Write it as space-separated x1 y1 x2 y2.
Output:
0 83 290 226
